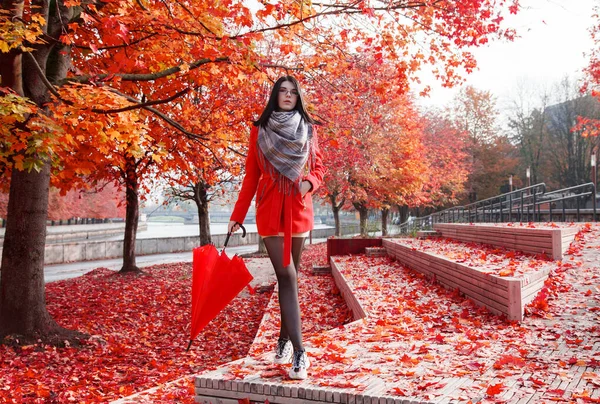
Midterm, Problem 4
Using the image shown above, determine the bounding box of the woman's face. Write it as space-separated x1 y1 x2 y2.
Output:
277 81 299 111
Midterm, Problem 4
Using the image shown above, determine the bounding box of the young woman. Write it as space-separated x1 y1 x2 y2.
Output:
228 76 325 380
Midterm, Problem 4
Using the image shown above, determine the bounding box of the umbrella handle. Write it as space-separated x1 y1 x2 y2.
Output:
224 223 246 248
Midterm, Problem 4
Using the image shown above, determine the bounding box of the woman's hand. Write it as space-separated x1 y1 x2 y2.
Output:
300 180 312 197
228 221 241 234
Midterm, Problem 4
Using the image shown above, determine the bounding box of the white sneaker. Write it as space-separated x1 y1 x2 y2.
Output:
274 339 293 364
289 349 310 380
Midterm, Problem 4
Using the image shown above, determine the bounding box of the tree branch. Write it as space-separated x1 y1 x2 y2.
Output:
107 88 210 142
25 51 210 142
135 0 148 11
99 88 190 113
86 33 159 52
172 0 216 37
64 56 230 84
227 146 246 158
27 51 198 114
261 63 304 71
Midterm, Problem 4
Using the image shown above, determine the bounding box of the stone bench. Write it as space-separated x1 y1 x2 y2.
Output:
382 239 552 321
416 230 441 239
330 257 369 321
364 246 387 257
433 223 579 260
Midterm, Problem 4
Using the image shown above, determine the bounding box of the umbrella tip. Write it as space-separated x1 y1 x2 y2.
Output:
186 340 193 351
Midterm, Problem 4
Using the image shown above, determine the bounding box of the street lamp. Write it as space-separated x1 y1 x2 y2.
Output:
509 175 513 192
592 152 597 189
526 167 531 188
592 152 598 222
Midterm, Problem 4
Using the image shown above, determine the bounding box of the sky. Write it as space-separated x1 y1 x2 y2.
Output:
416 0 598 112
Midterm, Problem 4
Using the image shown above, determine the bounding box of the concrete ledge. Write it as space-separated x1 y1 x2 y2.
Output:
312 225 360 239
330 257 368 321
326 237 382 261
382 239 551 321
20 225 360 265
416 230 441 239
364 247 386 257
0 223 147 246
37 234 263 265
433 223 578 260
194 364 410 404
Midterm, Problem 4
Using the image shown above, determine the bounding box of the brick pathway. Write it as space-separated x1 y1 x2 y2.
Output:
192 224 599 403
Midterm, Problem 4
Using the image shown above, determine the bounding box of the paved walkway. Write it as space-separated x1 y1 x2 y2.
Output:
44 239 327 283
188 224 600 403
43 247 251 283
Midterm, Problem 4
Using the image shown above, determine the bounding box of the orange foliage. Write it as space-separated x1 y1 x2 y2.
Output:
47 184 126 221
408 112 470 208
2 0 521 194
314 56 428 210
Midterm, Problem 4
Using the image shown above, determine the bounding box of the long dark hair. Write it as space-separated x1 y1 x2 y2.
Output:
254 76 316 127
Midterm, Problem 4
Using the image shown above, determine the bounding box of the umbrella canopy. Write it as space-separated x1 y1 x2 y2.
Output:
187 227 253 350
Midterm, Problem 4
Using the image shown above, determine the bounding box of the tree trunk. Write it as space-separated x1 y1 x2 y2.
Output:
0 165 57 338
381 207 389 236
353 202 369 236
120 157 140 273
0 0 84 344
197 202 211 246
193 182 211 246
329 194 341 237
189 180 212 246
397 204 409 224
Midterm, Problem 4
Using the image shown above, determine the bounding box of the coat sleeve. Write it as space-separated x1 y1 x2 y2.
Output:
230 127 261 224
303 126 326 193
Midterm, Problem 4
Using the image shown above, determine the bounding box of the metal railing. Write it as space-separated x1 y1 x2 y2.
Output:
395 182 597 235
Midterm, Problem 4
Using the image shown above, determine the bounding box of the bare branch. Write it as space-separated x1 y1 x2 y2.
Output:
227 146 246 158
261 63 304 71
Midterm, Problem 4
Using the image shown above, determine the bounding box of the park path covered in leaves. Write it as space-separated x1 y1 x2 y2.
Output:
1 224 600 403
0 245 350 403
193 224 600 403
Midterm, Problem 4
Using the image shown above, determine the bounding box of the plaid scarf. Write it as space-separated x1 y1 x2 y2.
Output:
257 111 313 194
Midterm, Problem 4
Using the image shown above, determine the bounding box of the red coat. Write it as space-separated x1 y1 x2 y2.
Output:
230 125 325 266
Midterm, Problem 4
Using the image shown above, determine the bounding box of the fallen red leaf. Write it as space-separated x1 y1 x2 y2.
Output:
389 387 407 396
486 383 503 396
0 243 351 403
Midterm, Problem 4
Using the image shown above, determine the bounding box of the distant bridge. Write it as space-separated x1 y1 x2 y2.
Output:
145 211 255 224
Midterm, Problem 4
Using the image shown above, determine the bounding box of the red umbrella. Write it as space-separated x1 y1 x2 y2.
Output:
187 225 253 351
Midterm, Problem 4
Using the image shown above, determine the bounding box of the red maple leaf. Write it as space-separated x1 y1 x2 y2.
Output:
486 383 504 396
